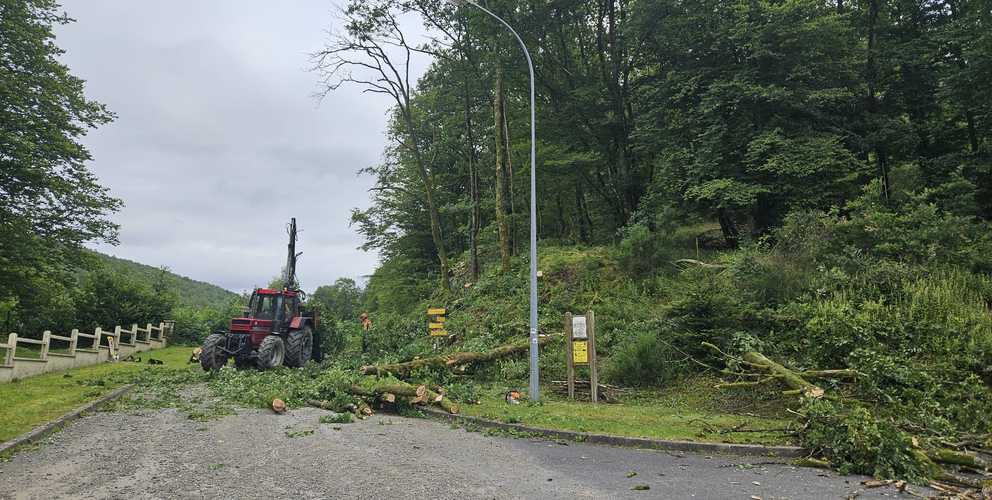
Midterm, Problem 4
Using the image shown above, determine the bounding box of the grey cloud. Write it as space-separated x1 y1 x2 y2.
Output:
57 1 422 293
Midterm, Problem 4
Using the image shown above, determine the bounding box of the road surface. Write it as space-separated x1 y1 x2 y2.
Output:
0 406 924 499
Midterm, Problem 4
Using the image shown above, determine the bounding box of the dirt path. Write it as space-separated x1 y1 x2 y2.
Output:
0 405 925 499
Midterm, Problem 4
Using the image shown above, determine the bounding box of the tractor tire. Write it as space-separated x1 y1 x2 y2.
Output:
285 326 313 368
256 335 285 370
200 333 229 371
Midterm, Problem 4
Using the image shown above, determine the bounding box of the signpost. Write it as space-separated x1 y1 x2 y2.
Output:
428 308 447 337
564 311 598 402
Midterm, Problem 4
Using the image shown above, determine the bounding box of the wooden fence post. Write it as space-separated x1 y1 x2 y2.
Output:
93 328 102 349
5 333 16 365
40 331 51 360
69 329 79 354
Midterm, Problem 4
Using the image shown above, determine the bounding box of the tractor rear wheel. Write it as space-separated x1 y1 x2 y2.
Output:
257 335 285 369
200 333 229 371
285 326 313 367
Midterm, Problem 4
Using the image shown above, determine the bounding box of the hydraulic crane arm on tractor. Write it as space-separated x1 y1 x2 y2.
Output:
199 218 321 371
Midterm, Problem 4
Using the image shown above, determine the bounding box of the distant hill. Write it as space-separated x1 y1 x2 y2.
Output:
85 251 239 310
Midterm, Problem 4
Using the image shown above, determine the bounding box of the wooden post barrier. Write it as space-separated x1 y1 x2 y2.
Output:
92 328 103 350
40 331 51 360
3 333 16 366
69 329 79 354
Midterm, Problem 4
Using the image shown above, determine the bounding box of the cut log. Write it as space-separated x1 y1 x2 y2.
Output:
425 388 460 414
360 336 553 376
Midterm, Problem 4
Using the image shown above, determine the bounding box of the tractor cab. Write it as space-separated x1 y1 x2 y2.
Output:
247 288 301 324
230 288 304 347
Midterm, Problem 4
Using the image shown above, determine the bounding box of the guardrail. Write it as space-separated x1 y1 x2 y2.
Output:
0 321 173 383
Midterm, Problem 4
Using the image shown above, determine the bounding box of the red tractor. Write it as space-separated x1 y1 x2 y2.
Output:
200 218 320 371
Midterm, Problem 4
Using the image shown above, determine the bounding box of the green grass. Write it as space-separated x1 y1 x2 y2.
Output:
0 346 193 442
460 378 797 446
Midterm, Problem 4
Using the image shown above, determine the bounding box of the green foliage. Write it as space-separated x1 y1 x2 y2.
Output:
73 269 174 333
1 0 120 335
604 327 686 387
311 278 364 322
170 298 245 346
801 399 936 483
206 364 359 410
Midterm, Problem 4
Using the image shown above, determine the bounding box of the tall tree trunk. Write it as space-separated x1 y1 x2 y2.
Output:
718 208 740 248
494 72 513 272
866 0 890 203
403 109 451 291
575 181 591 243
463 71 480 281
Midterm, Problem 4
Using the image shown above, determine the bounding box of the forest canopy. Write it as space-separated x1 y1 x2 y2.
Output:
316 0 990 287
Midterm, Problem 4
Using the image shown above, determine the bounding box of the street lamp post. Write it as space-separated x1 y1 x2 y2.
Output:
456 0 540 401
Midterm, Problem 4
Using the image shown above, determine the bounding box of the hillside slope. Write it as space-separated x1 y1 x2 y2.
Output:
85 251 238 310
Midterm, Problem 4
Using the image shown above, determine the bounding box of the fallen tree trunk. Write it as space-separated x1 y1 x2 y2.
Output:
348 382 427 400
360 336 553 376
344 379 458 414
927 448 991 471
741 351 824 398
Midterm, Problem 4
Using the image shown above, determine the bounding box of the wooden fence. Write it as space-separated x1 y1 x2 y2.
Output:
0 321 173 383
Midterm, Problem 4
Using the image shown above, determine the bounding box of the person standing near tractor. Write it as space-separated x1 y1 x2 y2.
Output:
359 312 372 353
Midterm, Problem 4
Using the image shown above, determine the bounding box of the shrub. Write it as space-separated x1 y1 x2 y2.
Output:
604 324 689 387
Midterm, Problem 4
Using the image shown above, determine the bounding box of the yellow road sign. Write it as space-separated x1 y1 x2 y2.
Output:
428 308 446 316
572 340 588 364
430 329 449 337
429 323 445 330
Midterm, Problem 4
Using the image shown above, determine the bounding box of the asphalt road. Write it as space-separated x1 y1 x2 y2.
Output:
0 406 925 500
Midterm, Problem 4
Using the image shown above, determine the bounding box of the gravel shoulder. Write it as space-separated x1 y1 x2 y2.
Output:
0 403 927 500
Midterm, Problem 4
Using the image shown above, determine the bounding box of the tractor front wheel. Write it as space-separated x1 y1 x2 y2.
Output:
257 335 285 370
200 333 229 371
285 326 313 368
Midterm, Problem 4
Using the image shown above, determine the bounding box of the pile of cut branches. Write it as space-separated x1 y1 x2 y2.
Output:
705 343 992 495
305 337 555 418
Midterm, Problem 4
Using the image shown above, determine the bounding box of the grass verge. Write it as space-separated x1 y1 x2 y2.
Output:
460 378 797 446
0 346 193 442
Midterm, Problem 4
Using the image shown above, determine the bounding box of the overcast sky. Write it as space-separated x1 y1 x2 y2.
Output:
56 2 430 293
